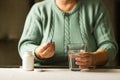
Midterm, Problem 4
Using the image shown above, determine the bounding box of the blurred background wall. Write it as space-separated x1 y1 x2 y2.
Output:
0 0 31 66
0 0 30 39
0 0 119 66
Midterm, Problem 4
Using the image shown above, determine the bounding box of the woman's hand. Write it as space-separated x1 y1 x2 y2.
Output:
35 42 55 59
75 49 108 69
75 52 94 69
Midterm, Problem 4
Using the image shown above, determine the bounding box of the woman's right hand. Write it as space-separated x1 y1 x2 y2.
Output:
35 42 55 59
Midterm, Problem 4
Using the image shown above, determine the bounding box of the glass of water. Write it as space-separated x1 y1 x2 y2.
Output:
67 43 87 71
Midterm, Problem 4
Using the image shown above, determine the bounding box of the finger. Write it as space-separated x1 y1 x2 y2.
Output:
76 58 92 68
47 44 55 57
76 57 92 66
75 57 91 65
40 42 52 52
79 53 90 58
76 60 90 68
47 42 55 52
76 57 89 63
76 58 89 64
41 44 55 58
41 47 51 58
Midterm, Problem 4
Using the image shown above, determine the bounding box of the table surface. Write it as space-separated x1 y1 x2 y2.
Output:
0 68 120 80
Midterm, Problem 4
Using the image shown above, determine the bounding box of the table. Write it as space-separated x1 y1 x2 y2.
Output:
0 68 120 80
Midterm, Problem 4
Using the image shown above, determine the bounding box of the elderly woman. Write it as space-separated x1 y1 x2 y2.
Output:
18 0 118 69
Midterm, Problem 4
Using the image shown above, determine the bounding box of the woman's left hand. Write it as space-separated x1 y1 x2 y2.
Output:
75 52 94 69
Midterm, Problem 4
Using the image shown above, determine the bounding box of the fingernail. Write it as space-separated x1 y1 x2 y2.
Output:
75 62 78 65
75 58 78 60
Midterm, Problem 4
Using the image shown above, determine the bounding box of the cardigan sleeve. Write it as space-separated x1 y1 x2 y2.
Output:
93 1 118 66
18 3 47 64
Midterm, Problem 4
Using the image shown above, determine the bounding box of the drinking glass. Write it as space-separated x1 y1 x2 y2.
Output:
67 43 87 71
